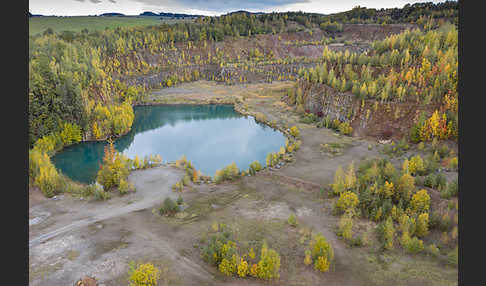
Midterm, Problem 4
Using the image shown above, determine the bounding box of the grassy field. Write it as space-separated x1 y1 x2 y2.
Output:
29 16 195 36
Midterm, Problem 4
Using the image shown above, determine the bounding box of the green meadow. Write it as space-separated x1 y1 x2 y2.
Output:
29 16 194 36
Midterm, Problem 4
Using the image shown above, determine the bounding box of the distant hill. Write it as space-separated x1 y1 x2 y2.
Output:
226 10 265 16
140 11 158 17
29 12 44 17
99 13 125 17
140 11 201 18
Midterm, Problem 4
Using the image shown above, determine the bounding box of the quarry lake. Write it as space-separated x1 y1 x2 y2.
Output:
52 104 287 184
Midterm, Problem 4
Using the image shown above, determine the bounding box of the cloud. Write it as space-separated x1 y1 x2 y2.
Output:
129 0 310 13
108 0 117 3
89 0 102 3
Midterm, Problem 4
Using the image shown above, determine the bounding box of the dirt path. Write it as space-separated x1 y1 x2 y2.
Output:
29 166 183 248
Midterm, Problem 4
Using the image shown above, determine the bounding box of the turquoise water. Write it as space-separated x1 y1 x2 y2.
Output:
52 104 286 184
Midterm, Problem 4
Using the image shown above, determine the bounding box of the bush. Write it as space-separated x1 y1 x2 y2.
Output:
290 126 300 138
426 243 440 257
416 213 429 237
441 179 458 199
337 212 354 241
93 188 111 200
410 189 431 214
249 160 263 175
214 162 239 184
403 235 424 254
334 191 359 214
338 122 353 135
183 174 191 186
128 262 160 286
423 172 445 190
308 233 334 273
408 155 425 175
300 113 319 124
257 241 281 279
159 197 179 216
288 213 298 226
176 195 184 205
379 216 396 250
447 156 458 170
118 179 132 195
266 152 279 167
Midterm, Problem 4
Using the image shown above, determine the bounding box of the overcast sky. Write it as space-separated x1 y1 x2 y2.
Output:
29 0 448 16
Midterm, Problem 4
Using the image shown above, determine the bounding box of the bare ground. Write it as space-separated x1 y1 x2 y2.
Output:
29 80 457 286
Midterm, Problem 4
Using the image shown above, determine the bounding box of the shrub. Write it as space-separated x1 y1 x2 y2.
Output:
118 179 132 195
159 197 179 216
380 216 396 250
214 162 239 184
172 181 184 192
404 235 424 254
408 155 425 175
176 195 184 205
257 241 281 279
334 191 359 214
183 174 191 186
314 255 330 272
426 243 440 257
249 160 262 175
237 258 249 278
175 155 187 169
294 140 302 150
447 156 458 170
338 122 353 135
266 152 279 167
337 212 354 241
93 188 111 200
308 233 334 273
331 166 346 195
128 262 160 286
192 169 200 183
219 257 236 276
416 213 429 237
288 213 298 227
300 113 319 124
410 189 430 214
290 126 300 138
441 179 458 199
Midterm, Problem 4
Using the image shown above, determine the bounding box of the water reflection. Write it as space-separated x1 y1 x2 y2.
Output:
53 104 286 184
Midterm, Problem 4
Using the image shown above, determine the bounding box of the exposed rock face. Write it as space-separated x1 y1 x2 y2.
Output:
301 81 356 122
294 80 439 139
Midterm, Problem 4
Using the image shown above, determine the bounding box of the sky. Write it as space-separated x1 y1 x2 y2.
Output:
29 0 448 17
